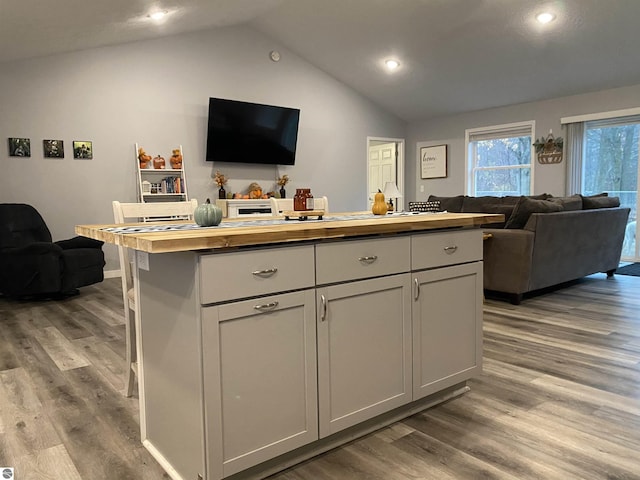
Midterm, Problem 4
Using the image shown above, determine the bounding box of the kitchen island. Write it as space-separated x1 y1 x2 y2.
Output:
76 211 502 480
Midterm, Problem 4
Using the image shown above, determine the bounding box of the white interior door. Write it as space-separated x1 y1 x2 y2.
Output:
368 142 397 202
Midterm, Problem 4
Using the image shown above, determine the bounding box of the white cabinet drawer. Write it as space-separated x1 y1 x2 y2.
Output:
411 229 482 270
315 236 410 285
200 245 315 304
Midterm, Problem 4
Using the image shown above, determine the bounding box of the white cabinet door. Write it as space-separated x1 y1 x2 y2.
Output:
202 289 318 478
412 262 483 400
317 274 412 438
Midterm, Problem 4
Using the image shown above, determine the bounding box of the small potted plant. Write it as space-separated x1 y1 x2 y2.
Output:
276 174 290 198
214 170 228 199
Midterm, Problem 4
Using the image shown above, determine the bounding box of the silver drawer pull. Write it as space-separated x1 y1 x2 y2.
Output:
254 301 279 311
414 278 420 301
358 255 378 263
320 295 327 321
443 246 458 254
252 267 278 277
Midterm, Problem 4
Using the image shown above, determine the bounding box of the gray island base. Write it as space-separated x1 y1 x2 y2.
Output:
76 212 501 480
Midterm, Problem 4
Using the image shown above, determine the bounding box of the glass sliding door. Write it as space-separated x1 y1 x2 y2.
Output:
583 118 639 261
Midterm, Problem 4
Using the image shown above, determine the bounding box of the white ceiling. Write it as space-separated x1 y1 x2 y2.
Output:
3 0 640 122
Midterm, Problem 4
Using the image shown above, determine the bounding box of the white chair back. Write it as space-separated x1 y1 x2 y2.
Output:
111 199 198 396
113 198 199 223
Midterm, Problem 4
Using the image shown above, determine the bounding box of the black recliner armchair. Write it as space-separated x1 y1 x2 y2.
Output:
0 203 105 298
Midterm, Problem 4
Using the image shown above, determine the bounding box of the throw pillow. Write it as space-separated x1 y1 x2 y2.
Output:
548 194 583 211
504 197 563 229
427 195 464 212
581 195 620 209
408 201 441 212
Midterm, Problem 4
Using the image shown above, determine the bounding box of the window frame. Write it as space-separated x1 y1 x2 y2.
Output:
465 120 536 196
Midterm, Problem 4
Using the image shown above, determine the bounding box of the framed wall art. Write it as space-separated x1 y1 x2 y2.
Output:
420 144 447 179
73 141 93 159
8 137 31 157
43 139 64 158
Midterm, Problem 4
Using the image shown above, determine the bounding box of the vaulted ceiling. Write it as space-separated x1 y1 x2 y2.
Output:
3 0 640 121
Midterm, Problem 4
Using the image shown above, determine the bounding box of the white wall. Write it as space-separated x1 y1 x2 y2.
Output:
407 83 640 202
0 25 405 272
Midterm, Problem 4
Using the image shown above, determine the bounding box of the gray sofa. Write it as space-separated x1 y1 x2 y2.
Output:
428 194 630 304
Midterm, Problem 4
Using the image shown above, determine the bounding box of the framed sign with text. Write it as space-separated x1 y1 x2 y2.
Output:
420 144 447 179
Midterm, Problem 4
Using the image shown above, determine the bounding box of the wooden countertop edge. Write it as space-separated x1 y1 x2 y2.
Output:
76 212 503 253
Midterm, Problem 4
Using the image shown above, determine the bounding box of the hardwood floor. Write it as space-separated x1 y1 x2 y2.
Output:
1 274 639 479
0 279 170 479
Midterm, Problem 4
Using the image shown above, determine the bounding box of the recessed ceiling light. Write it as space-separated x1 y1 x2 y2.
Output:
536 12 556 24
385 59 400 71
148 11 168 21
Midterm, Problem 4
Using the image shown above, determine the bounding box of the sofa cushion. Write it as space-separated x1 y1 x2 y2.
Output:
427 195 464 212
477 204 516 228
504 197 563 229
501 196 524 205
530 193 553 200
581 195 620 209
548 194 583 211
461 196 504 212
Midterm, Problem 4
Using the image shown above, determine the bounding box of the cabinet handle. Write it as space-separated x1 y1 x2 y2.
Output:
414 278 420 301
358 255 378 263
254 301 279 311
252 267 278 277
443 245 458 254
320 295 327 321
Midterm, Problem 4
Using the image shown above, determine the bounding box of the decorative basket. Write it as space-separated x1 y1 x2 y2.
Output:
534 133 563 164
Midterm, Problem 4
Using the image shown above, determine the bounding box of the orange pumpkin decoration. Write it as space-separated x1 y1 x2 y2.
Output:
248 182 263 199
372 190 388 215
153 155 166 169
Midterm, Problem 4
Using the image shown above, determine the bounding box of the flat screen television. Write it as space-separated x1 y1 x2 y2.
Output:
205 97 300 165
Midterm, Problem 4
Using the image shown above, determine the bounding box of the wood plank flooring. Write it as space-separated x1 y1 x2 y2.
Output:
1 274 639 479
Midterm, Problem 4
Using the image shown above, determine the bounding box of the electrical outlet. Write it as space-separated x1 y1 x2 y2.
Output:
137 251 150 271
420 185 424 193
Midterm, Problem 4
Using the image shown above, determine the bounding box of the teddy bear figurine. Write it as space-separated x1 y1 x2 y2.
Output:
138 147 152 169
170 149 183 169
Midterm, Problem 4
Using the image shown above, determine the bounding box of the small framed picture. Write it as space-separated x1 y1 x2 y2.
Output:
43 139 64 158
8 138 31 157
420 144 447 179
73 141 93 159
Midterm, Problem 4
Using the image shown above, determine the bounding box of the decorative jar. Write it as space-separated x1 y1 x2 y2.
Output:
294 189 306 211
305 189 314 210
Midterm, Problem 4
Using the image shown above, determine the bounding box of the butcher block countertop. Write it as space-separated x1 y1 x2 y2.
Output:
75 211 503 254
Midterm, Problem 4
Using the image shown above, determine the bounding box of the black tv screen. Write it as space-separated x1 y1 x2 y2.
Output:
205 98 300 165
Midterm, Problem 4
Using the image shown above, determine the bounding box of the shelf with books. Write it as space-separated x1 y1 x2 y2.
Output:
136 143 188 203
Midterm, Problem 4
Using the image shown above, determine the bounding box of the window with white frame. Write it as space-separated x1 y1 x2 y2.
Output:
466 121 534 196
